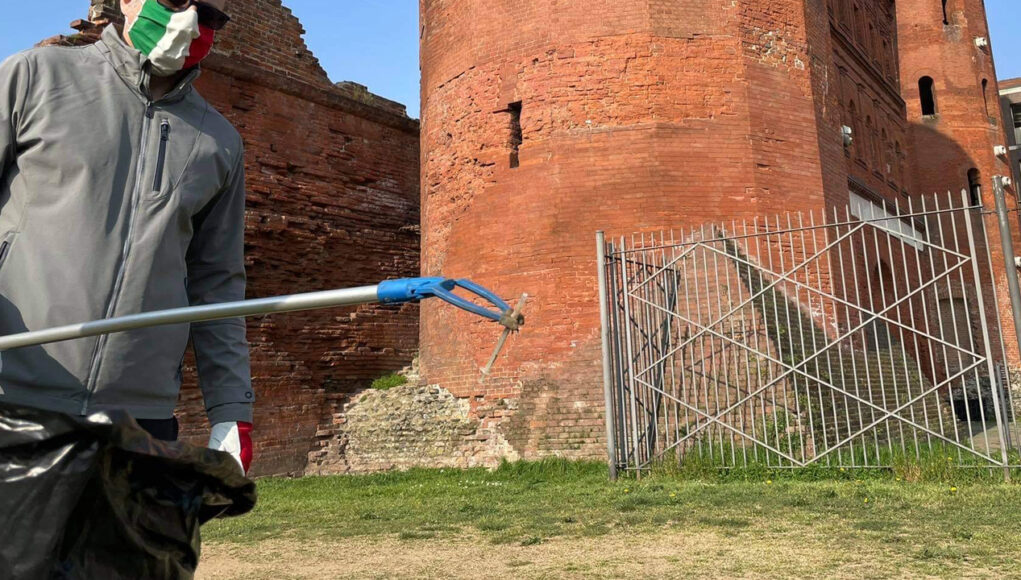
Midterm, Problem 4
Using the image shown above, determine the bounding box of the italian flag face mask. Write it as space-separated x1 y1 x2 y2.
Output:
128 0 215 77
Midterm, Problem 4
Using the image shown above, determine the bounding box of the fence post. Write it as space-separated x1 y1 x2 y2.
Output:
596 231 619 480
992 177 1021 468
972 185 1012 481
992 177 1021 369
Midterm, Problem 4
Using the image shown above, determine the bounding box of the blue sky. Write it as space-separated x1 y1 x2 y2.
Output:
1 0 1019 119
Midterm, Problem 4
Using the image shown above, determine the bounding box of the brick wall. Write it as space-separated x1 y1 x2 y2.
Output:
52 0 422 476
181 60 420 476
827 0 912 200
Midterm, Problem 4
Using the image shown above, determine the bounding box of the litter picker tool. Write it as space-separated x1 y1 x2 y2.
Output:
0 277 526 380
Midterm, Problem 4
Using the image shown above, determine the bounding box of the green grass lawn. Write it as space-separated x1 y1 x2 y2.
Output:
202 460 1021 577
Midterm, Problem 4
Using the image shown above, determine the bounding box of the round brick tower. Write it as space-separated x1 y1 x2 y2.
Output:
419 0 848 460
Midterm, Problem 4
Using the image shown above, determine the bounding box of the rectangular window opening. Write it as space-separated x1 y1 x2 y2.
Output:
981 79 990 119
919 77 937 116
508 101 523 169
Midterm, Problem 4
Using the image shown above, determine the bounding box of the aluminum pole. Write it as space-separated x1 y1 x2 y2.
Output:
0 285 381 352
596 231 619 480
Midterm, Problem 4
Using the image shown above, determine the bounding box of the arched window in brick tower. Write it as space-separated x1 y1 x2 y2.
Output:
919 77 937 116
942 0 950 25
968 168 982 206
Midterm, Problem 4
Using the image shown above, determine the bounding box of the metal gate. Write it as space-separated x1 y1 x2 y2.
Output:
598 190 1021 477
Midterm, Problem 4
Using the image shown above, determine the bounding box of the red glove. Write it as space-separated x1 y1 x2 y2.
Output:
208 421 253 474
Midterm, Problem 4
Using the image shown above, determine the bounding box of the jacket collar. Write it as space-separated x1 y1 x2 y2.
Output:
97 25 200 104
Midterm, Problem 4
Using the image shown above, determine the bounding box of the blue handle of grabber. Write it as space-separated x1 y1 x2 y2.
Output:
377 277 512 323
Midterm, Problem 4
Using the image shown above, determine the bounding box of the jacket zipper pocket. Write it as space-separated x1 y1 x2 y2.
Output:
0 240 10 271
0 233 15 271
153 119 170 193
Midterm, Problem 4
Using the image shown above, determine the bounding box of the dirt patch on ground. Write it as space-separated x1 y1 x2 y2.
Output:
195 529 956 579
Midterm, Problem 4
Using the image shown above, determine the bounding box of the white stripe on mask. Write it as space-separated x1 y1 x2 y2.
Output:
148 9 201 77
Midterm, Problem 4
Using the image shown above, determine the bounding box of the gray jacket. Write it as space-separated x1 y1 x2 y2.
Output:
0 26 254 424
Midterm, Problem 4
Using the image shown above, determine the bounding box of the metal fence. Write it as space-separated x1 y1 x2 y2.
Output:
598 189 1021 479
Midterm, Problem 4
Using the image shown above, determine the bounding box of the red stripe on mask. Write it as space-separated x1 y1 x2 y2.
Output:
184 25 215 68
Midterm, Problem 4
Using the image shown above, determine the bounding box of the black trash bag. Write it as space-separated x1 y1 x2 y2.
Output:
0 402 257 580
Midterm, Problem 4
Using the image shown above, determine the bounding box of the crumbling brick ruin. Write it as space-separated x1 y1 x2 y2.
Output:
34 0 1018 474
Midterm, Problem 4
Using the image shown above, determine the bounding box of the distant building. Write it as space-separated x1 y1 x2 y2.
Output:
1000 78 1021 189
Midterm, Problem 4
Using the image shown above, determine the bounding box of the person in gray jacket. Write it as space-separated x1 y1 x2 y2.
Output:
0 0 254 473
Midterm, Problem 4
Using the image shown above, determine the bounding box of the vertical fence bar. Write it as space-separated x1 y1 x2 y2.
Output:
845 204 883 464
955 191 995 459
941 192 972 461
634 232 650 467
833 206 867 466
906 194 944 455
762 219 790 464
814 209 846 465
597 231 619 480
728 219 751 467
983 180 1016 452
864 211 898 458
887 198 922 459
992 177 1021 429
619 236 641 475
693 226 716 462
775 215 803 463
609 243 632 470
660 234 681 464
742 218 766 465
793 212 822 463
678 230 694 462
690 226 711 463
961 191 1012 481
709 225 737 465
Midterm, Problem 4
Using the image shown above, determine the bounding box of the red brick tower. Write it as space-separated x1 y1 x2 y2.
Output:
896 0 1019 362
897 0 1011 201
418 1 885 460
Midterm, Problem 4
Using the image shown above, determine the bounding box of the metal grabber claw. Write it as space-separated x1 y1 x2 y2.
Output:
480 293 528 383
379 278 528 381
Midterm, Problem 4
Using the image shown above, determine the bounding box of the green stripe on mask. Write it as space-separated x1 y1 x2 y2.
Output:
128 0 174 56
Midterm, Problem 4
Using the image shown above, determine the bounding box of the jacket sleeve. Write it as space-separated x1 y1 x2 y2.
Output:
0 54 29 184
187 149 254 425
